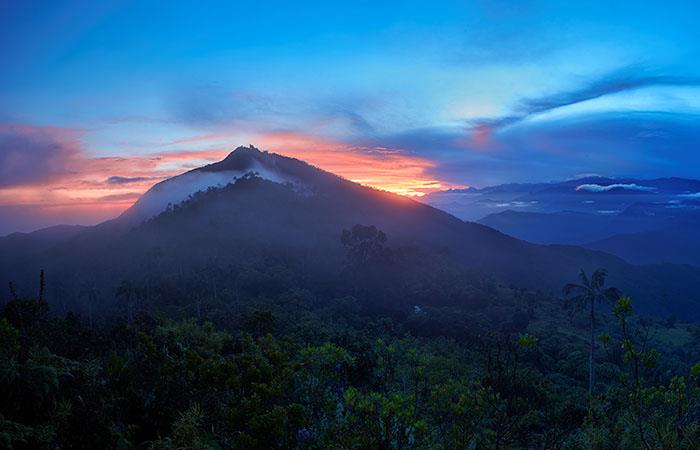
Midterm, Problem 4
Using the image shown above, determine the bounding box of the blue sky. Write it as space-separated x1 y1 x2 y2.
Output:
1 0 700 232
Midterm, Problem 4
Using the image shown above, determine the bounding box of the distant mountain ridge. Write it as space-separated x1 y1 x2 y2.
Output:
586 231 700 266
424 176 700 266
0 224 86 261
424 176 700 221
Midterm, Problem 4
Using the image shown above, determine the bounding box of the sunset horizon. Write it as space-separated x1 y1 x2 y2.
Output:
3 1 700 234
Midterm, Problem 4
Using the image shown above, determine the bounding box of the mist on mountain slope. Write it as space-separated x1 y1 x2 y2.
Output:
2 146 700 321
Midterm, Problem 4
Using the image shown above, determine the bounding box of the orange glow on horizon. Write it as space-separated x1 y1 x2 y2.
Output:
0 130 463 227
256 131 459 197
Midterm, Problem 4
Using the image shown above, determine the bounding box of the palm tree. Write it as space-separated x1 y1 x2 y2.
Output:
564 269 621 397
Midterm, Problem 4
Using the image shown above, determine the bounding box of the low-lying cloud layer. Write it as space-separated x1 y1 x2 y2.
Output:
575 183 656 193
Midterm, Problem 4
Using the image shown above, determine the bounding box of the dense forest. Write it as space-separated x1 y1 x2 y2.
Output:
2 225 700 449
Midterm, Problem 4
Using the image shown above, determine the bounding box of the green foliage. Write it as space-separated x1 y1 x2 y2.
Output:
2 265 700 449
604 296 700 449
518 333 537 349
614 295 634 319
341 224 391 268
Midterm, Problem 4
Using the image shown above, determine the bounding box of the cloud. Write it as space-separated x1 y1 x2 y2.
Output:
167 83 377 139
350 109 700 188
575 183 656 193
316 108 376 135
159 68 700 192
0 124 82 187
169 84 278 126
469 66 700 133
356 126 469 156
254 130 457 196
95 192 142 202
106 176 153 184
0 129 238 234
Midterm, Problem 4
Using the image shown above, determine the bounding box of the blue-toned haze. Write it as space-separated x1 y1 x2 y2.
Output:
1 0 699 233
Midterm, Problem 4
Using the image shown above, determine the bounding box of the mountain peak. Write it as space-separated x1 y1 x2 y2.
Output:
202 145 268 173
224 144 264 159
121 145 329 223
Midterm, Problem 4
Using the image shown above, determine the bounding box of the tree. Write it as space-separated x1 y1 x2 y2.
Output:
563 269 620 398
340 224 392 268
2 271 49 330
340 225 393 299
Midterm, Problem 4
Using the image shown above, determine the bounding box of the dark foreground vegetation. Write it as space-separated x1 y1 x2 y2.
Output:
2 226 700 449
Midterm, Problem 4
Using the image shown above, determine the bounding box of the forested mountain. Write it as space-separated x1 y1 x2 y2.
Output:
2 146 700 319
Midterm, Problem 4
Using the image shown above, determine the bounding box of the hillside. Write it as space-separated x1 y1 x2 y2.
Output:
2 147 700 319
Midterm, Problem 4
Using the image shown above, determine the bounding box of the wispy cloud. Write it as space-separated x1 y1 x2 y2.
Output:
168 83 278 127
94 192 143 202
469 66 700 133
106 176 153 185
348 108 700 188
0 124 235 233
167 83 378 139
575 183 656 193
254 130 459 196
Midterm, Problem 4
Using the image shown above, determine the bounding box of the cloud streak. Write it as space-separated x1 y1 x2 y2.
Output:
254 130 459 196
106 176 153 185
469 66 700 133
167 83 379 139
575 183 656 193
